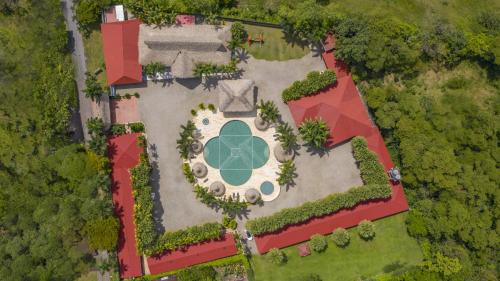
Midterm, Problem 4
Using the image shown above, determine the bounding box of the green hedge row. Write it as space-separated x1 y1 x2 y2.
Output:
245 184 391 235
147 223 223 256
282 70 337 103
130 153 158 253
351 136 388 185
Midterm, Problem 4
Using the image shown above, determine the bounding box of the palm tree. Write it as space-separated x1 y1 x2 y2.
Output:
275 122 297 151
257 99 280 124
298 118 330 149
277 160 297 186
176 121 196 159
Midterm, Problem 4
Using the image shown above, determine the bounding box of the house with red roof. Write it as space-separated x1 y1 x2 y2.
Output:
101 19 143 86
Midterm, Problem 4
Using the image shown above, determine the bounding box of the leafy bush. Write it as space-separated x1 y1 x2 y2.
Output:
277 160 297 186
358 220 376 240
351 136 388 185
130 153 157 253
193 61 238 77
75 0 112 37
267 248 286 265
83 216 120 251
231 22 248 43
148 223 223 255
331 228 350 247
299 118 330 148
309 234 328 252
143 62 164 76
245 184 391 235
282 70 336 103
208 103 216 111
129 122 145 133
176 266 217 281
191 109 197 116
222 216 238 230
87 117 107 155
110 124 126 136
198 103 206 110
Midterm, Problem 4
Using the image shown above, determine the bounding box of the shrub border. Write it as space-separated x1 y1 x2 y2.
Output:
282 70 337 103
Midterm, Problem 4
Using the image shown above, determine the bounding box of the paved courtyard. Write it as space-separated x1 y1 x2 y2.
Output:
116 52 362 232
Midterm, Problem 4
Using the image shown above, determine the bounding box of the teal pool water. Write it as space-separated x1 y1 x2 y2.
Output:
203 120 270 186
260 181 274 195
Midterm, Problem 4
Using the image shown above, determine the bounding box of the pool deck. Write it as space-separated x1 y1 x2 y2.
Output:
120 52 362 232
191 110 281 201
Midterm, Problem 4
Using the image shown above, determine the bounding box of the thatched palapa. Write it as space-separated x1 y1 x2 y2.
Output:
218 79 255 112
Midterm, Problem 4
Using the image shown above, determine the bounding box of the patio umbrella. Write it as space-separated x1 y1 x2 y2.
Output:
273 143 294 163
191 140 203 154
245 188 261 204
254 115 269 131
209 181 226 196
192 162 208 178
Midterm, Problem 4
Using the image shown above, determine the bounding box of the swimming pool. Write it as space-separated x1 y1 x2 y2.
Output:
204 120 270 186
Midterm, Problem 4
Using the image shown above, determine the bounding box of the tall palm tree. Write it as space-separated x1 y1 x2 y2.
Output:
258 99 280 124
275 122 297 151
277 160 297 186
298 118 330 149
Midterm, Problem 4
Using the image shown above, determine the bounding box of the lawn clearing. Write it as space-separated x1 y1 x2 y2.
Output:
242 24 310 61
83 30 107 85
250 213 422 281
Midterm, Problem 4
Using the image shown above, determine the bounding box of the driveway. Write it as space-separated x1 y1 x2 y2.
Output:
119 52 362 233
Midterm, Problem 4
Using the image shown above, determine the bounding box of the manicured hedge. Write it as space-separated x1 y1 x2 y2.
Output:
246 184 391 235
130 153 158 253
351 136 388 185
282 70 337 103
147 222 223 256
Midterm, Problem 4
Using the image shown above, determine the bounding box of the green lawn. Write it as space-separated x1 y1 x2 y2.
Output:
243 24 310 61
250 213 422 281
83 29 107 85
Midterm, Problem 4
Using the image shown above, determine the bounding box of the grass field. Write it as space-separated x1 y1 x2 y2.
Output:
326 0 500 32
243 24 310 61
83 30 107 85
250 213 422 281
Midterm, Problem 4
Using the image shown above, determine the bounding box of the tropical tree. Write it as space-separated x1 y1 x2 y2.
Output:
75 0 112 37
143 62 164 77
277 160 297 186
298 118 330 148
176 121 196 159
275 122 297 151
358 220 376 240
84 71 103 101
83 217 120 251
230 22 248 43
257 99 280 123
267 248 286 265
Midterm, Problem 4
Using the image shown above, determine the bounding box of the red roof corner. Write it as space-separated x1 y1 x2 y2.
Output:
101 19 142 86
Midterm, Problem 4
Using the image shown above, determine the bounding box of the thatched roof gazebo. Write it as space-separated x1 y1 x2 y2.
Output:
138 24 231 79
273 143 294 163
192 162 208 178
244 188 261 204
209 181 226 196
218 79 255 113
191 140 203 154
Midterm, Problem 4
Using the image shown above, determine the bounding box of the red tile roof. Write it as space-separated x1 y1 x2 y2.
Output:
146 234 238 274
176 14 196 25
253 36 409 254
101 19 142 86
108 133 143 278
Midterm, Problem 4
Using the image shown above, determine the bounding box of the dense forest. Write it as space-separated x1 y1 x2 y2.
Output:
0 1 113 280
